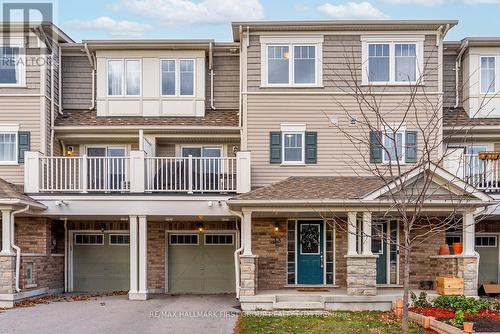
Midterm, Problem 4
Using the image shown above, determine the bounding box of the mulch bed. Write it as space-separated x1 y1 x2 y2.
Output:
410 307 500 333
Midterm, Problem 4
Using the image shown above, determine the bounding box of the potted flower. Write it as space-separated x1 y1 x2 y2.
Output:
452 242 463 255
463 321 474 333
439 244 450 255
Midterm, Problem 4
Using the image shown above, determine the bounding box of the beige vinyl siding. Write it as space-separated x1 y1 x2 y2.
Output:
62 55 93 110
443 53 461 108
0 97 42 184
157 143 176 157
209 51 240 110
246 34 439 94
246 94 440 187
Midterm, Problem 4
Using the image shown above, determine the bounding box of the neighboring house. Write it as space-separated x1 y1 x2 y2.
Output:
443 38 500 287
0 20 497 311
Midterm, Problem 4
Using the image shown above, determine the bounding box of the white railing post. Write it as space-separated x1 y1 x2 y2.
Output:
130 151 145 193
24 151 41 193
444 148 465 181
236 151 251 194
188 155 193 194
82 155 88 193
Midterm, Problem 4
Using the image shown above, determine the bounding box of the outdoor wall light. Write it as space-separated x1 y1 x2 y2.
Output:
271 223 281 246
196 222 204 233
99 223 106 232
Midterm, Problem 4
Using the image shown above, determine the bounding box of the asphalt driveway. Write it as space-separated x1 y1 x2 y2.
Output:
0 294 240 334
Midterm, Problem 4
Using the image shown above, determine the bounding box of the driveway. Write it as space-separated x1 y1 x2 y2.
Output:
0 294 240 334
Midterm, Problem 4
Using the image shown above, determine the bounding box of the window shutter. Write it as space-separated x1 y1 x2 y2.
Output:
370 131 383 163
305 132 317 164
405 131 417 163
18 131 30 163
269 131 282 164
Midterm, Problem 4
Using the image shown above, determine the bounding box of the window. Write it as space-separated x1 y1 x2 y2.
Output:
169 234 199 245
0 132 17 163
282 132 304 163
204 234 234 245
110 234 130 245
395 44 417 82
161 60 176 95
476 235 497 247
107 59 141 96
382 131 404 163
161 59 195 96
262 36 323 87
74 234 104 245
0 41 25 86
368 44 390 82
445 235 462 246
363 38 422 85
25 262 33 285
481 56 496 93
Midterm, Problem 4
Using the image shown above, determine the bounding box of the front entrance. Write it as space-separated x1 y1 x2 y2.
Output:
297 220 324 284
372 220 399 285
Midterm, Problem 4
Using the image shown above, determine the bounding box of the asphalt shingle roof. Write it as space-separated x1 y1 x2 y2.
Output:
444 107 500 127
0 178 42 205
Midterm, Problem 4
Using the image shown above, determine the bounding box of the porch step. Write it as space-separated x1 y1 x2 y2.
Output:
276 295 323 303
273 301 325 310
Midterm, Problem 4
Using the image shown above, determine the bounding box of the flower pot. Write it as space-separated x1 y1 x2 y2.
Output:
439 244 450 255
463 321 473 333
452 242 463 255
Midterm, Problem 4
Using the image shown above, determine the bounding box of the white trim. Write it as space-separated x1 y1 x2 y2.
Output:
280 123 306 132
159 58 196 97
475 235 498 248
281 131 305 165
0 125 19 164
0 38 26 87
479 55 499 94
73 233 105 245
204 233 235 246
381 127 406 164
109 233 130 246
168 233 200 245
106 58 142 97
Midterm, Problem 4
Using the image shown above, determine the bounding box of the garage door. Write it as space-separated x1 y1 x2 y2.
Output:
476 235 499 284
168 233 235 294
73 233 130 292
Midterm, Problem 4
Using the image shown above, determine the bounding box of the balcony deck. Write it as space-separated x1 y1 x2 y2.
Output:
446 152 500 193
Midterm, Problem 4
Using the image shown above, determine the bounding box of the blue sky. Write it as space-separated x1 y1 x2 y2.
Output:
41 0 500 42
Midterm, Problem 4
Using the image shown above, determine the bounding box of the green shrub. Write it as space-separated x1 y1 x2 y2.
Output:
410 291 431 308
432 295 491 315
451 309 464 327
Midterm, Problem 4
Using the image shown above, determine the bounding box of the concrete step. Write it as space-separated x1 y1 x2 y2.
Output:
273 301 325 310
275 295 323 303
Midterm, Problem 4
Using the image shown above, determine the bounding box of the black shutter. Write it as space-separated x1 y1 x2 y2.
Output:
405 131 417 163
305 132 317 164
18 131 30 163
269 131 282 164
370 131 383 163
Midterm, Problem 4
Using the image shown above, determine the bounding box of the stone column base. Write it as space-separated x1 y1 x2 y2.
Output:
240 255 258 297
457 256 479 297
346 255 378 296
128 291 149 300
0 255 15 295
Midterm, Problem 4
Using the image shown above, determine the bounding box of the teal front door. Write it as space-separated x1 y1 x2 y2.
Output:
297 220 324 284
372 222 387 284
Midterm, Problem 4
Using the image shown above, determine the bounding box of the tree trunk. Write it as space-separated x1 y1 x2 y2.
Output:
402 236 411 332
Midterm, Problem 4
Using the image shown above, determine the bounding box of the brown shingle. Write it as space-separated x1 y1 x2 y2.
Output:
232 176 385 201
55 109 239 127
0 178 42 205
444 107 500 127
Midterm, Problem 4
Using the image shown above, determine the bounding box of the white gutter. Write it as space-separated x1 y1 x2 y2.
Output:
11 205 30 293
84 43 96 111
455 40 469 108
50 46 55 156
230 209 244 299
63 218 68 292
238 25 243 128
209 42 216 110
58 45 62 115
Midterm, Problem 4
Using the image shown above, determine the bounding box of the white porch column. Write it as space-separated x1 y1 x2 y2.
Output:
129 151 145 193
242 210 252 256
1 210 13 255
347 212 358 255
362 212 372 255
463 211 475 256
138 216 148 299
128 216 138 299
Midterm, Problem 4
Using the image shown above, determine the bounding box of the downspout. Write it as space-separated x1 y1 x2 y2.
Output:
230 209 244 299
63 218 68 292
455 40 469 108
11 205 30 293
209 42 216 110
58 45 62 115
84 43 96 110
238 25 243 128
50 46 55 156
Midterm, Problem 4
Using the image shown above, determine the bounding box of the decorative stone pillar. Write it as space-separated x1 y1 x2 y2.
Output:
346 255 378 296
0 255 15 294
240 255 258 297
457 256 479 296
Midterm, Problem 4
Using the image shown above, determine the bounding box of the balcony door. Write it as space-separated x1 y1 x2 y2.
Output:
181 147 222 191
87 146 126 191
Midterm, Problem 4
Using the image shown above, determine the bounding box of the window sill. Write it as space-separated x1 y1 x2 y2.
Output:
260 84 324 89
362 82 425 87
0 162 19 166
0 84 27 88
280 162 306 167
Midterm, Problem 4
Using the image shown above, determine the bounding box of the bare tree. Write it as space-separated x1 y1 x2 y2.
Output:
318 42 498 331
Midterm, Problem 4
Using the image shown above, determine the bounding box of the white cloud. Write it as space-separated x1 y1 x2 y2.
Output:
318 2 389 19
383 0 500 5
67 16 152 37
110 0 264 26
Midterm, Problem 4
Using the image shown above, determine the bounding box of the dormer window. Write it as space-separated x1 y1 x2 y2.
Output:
161 59 195 96
107 59 141 96
260 36 323 87
480 56 497 94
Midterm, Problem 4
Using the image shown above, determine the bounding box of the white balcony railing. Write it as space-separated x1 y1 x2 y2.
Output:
145 156 237 193
24 151 251 194
445 151 500 192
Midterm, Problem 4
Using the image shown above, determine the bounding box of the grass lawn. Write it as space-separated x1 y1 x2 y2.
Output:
237 311 425 334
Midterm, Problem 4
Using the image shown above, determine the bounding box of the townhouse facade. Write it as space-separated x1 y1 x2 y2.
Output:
0 19 498 311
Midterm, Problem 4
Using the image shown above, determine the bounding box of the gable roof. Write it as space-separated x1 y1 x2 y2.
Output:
0 178 45 209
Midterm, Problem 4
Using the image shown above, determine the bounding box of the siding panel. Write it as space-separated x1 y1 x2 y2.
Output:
62 55 93 110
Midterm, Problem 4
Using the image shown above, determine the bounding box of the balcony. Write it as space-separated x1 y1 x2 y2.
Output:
444 151 500 193
24 151 251 195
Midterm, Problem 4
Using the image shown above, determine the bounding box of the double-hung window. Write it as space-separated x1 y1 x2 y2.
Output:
370 127 417 164
0 39 25 86
282 132 304 164
161 59 195 96
481 56 497 94
270 124 317 165
363 37 423 85
382 130 405 163
262 37 323 87
107 59 141 96
0 131 17 163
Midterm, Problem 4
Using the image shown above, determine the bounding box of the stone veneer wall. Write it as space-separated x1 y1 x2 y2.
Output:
346 255 377 295
0 256 15 294
240 255 258 296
